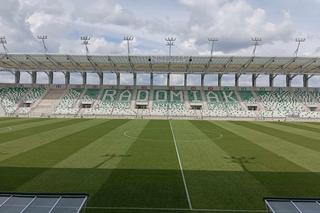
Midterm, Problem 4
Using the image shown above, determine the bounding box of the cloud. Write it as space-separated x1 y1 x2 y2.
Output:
0 0 38 52
0 0 318 86
176 0 294 53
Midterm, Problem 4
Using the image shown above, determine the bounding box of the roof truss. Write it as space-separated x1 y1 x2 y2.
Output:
0 54 319 75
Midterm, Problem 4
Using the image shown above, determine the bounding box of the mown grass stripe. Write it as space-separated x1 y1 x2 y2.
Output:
0 117 19 121
54 120 149 169
0 118 64 134
298 122 320 130
0 118 47 128
305 122 320 126
90 120 189 209
170 120 242 171
259 122 320 140
235 121 320 153
16 120 148 202
0 119 104 162
222 121 320 172
0 119 128 168
0 119 86 144
187 121 275 210
276 122 320 133
192 121 302 172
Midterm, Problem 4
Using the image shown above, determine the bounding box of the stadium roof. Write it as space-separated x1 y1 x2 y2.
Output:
1 53 320 75
0 193 87 213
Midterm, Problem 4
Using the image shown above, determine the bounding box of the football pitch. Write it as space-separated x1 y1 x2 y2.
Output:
0 118 320 212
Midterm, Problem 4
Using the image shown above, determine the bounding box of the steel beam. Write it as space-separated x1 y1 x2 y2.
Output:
116 72 120 87
65 72 70 85
82 72 87 85
286 74 292 87
219 57 233 73
303 74 309 88
201 73 205 87
252 74 258 87
133 72 137 86
235 73 241 87
184 73 187 87
99 73 103 85
15 71 20 84
31 72 37 84
150 73 153 87
48 72 53 84
218 73 223 87
269 74 276 87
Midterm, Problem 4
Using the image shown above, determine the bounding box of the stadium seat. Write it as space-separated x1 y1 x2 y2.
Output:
0 87 30 114
55 88 84 115
17 88 47 114
255 90 306 118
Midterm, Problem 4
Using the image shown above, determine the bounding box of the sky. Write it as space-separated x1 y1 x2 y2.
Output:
0 0 320 86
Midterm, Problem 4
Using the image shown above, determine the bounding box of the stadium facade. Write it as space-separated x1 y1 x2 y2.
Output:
0 53 319 120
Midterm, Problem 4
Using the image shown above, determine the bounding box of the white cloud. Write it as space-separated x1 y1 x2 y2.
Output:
0 0 319 85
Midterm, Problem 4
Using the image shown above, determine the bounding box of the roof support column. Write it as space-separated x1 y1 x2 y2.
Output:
48 72 53 85
167 73 170 87
286 74 292 87
269 74 275 87
218 74 223 87
150 73 153 87
235 74 241 87
303 74 309 88
252 74 257 87
201 73 205 87
116 72 120 87
15 71 20 84
82 72 87 85
31 72 37 85
184 73 187 88
98 73 103 86
65 72 70 85
133 73 137 86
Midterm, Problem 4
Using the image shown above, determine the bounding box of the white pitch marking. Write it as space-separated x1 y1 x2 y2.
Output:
169 120 193 210
86 206 266 212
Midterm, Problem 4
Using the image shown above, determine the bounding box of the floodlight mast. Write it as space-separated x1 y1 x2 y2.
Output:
37 35 48 53
165 37 176 57
81 36 91 55
294 37 306 57
123 36 134 56
251 37 262 56
0 36 9 54
208 37 218 57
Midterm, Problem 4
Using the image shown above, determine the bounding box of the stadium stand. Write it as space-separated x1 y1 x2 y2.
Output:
255 90 306 118
0 54 319 120
0 87 31 114
0 85 319 120
55 88 84 115
151 90 186 117
16 87 47 114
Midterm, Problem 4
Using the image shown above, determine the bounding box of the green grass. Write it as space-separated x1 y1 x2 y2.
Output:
0 118 320 212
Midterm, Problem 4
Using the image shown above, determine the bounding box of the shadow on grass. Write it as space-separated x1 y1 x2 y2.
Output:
0 167 320 213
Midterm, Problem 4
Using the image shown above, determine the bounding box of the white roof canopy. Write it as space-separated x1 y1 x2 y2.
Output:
1 53 320 75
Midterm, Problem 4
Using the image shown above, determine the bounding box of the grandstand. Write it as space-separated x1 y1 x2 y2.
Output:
0 54 319 120
1 53 320 213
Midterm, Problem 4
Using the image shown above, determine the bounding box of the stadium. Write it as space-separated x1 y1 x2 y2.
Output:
1 1 320 212
0 54 320 120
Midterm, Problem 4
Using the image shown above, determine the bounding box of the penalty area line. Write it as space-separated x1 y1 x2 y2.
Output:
169 120 193 210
